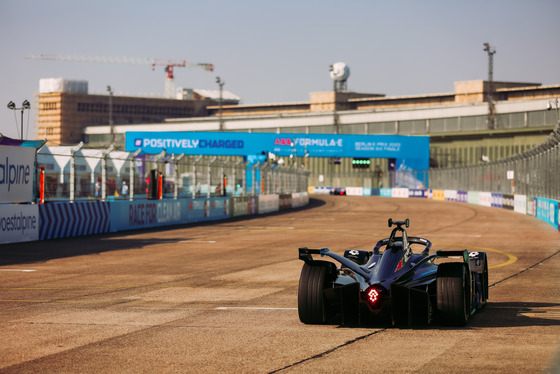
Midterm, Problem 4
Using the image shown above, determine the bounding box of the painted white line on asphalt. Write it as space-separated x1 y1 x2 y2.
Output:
0 269 36 272
215 307 297 310
179 240 217 244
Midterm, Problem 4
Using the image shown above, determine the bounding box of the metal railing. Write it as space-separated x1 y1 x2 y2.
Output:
36 147 310 203
429 123 560 200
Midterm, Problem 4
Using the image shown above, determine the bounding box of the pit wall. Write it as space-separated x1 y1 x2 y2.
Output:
0 192 310 245
310 186 560 231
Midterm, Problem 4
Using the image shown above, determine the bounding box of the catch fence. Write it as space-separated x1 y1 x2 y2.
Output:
36 147 309 203
429 123 560 201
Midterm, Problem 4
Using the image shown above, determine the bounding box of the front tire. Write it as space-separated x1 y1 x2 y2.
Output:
437 263 469 326
298 261 336 324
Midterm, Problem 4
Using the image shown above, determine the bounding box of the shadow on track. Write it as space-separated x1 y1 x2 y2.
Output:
0 198 326 266
469 301 560 328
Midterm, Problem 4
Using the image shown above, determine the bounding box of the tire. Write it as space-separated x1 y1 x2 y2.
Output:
298 261 335 324
437 263 469 326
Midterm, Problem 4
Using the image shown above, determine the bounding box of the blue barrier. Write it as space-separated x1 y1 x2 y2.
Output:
39 201 110 240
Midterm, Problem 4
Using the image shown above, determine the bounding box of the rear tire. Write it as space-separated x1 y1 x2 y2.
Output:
298 261 335 324
437 263 469 326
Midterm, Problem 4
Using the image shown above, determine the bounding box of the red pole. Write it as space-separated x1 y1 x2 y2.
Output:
158 172 163 200
39 167 45 204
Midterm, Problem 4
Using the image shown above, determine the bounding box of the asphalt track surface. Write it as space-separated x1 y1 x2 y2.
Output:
1 196 559 373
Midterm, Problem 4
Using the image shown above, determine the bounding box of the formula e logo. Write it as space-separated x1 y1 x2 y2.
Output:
134 139 142 147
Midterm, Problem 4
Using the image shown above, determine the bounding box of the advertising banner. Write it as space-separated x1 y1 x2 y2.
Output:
0 145 36 203
479 192 492 207
536 197 559 229
514 195 527 215
125 132 429 170
0 204 39 244
258 194 279 214
111 200 182 231
346 187 363 196
408 189 428 198
502 194 514 211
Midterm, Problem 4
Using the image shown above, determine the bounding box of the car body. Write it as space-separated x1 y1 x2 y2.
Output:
330 187 346 196
297 218 488 327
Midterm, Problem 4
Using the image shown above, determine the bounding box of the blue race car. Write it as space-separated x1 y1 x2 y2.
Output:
298 218 488 326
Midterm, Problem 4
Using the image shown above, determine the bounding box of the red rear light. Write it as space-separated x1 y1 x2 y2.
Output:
340 191 344 195
366 287 380 306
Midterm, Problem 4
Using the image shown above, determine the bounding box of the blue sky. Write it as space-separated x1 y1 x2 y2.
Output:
1 0 559 140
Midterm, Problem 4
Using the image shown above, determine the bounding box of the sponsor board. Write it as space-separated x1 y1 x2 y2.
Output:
432 189 445 201
0 204 39 244
467 191 480 205
392 188 409 198
444 190 457 202
457 191 468 203
0 146 36 203
111 200 182 231
502 194 514 211
346 187 363 196
258 194 279 214
536 197 559 229
514 195 527 215
409 189 427 198
291 192 309 208
479 192 492 207
491 193 503 208
279 194 293 210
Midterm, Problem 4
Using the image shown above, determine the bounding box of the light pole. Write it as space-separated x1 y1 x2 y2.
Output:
483 43 496 129
216 76 224 131
7 100 31 140
107 85 114 144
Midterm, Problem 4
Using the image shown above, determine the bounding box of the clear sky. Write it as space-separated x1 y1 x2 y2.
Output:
1 0 559 140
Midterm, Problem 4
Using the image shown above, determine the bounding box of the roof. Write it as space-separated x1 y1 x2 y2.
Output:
194 89 241 102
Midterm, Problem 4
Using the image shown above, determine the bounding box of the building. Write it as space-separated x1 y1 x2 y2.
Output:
36 77 560 188
36 78 240 145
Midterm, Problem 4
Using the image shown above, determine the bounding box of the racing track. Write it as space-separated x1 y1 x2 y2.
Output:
1 195 559 373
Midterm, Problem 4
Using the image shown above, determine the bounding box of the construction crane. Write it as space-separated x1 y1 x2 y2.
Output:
26 54 214 99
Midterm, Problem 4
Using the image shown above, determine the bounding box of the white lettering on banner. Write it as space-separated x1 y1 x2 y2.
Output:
143 138 200 149
0 146 35 203
355 142 401 152
294 138 343 147
0 205 39 244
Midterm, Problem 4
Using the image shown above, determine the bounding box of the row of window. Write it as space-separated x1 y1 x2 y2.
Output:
76 102 194 116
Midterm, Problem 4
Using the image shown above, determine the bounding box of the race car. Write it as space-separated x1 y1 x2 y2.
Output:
297 218 488 327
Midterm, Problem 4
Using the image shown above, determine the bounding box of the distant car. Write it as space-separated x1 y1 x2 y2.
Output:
330 187 346 195
297 218 489 327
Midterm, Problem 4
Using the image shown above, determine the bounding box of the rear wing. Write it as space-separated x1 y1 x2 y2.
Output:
298 247 370 278
436 249 469 263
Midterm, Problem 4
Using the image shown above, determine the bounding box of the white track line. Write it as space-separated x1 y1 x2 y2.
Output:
0 269 36 272
215 307 297 310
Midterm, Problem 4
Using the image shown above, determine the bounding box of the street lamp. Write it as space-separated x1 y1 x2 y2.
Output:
107 85 114 144
216 76 225 131
7 100 31 140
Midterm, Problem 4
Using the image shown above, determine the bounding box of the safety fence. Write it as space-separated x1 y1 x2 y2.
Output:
35 146 309 203
429 123 560 202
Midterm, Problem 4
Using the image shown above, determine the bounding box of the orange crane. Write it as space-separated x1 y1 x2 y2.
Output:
26 54 214 99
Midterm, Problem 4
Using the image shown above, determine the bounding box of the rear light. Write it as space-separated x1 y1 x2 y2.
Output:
365 286 382 307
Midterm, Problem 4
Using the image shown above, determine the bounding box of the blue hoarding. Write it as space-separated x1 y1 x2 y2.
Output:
125 132 429 170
